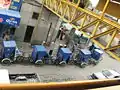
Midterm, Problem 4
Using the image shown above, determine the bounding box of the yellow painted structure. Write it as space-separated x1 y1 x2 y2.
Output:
44 0 120 61
0 0 120 90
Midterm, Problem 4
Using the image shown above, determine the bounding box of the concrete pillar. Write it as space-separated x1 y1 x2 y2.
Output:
15 3 33 41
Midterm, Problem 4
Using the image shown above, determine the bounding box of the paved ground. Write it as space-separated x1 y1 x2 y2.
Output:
1 40 120 83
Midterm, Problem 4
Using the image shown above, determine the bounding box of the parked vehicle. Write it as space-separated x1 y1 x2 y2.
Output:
9 73 41 83
88 72 107 80
88 69 120 80
102 70 120 78
0 41 22 65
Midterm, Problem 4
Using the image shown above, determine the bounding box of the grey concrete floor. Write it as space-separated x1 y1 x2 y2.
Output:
1 40 120 83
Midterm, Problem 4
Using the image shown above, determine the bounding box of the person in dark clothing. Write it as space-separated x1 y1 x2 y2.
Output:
89 42 95 51
57 27 63 39
119 40 120 44
79 3 85 8
80 34 83 38
60 30 64 40
79 0 85 8
2 33 5 39
79 0 90 9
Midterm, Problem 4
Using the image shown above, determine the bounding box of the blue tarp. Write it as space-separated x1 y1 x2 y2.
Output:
0 9 21 27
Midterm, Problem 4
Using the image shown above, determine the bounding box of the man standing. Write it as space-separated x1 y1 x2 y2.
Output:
3 31 10 41
60 26 67 40
60 27 64 40
57 26 63 39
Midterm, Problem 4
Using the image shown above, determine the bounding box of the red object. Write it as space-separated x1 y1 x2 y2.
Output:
4 0 11 6
0 18 3 23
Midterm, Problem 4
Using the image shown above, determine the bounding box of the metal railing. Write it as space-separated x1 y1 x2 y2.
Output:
0 78 120 89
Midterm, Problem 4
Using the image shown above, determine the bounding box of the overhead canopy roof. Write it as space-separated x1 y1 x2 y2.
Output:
0 9 21 27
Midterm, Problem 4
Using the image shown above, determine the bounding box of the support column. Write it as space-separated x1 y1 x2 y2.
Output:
31 0 44 44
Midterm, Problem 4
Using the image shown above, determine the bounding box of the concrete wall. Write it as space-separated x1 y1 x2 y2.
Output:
31 7 60 44
15 2 37 41
15 2 61 43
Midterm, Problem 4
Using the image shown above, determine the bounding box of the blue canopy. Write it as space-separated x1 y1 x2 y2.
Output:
3 41 16 48
0 9 21 27
35 45 47 52
59 48 72 61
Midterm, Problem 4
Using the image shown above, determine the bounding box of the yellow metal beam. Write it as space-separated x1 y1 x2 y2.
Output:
106 30 118 48
44 0 120 61
47 0 120 30
66 5 71 20
71 8 77 21
92 39 105 49
69 6 73 21
100 0 110 18
63 5 69 18
91 28 116 39
91 0 110 37
70 0 80 21
96 0 120 19
55 0 120 31
103 18 120 31
80 14 87 28
49 0 52 9
54 0 57 11
76 0 80 6
106 50 120 60
79 19 99 31
70 13 85 23
57 1 62 14
50 0 52 8
106 45 120 51
91 22 100 37
99 24 107 30
44 5 69 23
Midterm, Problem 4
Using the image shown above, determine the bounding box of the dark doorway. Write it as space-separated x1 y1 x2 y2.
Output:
24 25 34 42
